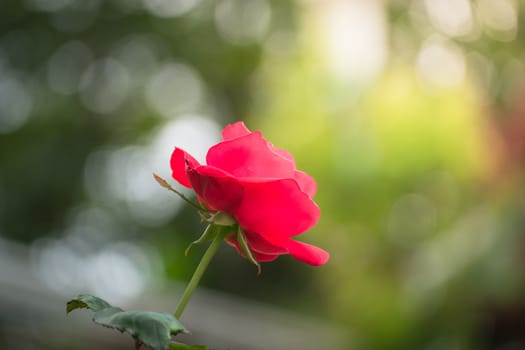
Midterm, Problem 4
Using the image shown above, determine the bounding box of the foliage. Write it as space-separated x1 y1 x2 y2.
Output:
67 294 195 350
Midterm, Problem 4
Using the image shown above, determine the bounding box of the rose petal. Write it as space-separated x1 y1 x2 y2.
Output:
226 233 328 265
294 170 317 198
170 148 200 188
252 251 280 262
232 178 320 238
225 234 280 262
187 165 243 212
222 121 251 140
244 231 288 255
284 239 330 266
207 132 295 178
269 144 294 163
222 122 296 166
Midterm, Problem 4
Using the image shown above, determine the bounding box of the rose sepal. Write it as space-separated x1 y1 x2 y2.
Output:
208 211 236 226
184 223 234 256
236 226 261 274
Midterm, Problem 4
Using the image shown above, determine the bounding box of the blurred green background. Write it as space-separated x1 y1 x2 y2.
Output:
1 0 525 349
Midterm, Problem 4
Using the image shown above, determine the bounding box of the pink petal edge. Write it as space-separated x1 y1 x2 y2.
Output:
285 239 330 266
225 235 280 262
222 121 252 140
206 132 296 179
170 148 200 188
244 231 288 255
294 170 317 198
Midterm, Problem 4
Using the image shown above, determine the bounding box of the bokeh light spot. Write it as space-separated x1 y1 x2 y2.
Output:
142 0 201 18
424 0 473 37
25 0 73 12
317 0 387 82
145 63 204 119
0 75 33 134
416 36 466 89
79 58 130 114
478 0 517 41
47 41 93 95
110 35 160 80
214 0 271 45
83 116 221 226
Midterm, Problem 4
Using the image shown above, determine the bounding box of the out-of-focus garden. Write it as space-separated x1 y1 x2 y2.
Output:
1 0 525 349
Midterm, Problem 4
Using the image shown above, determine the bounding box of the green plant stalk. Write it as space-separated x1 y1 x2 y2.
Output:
153 173 206 212
174 226 225 318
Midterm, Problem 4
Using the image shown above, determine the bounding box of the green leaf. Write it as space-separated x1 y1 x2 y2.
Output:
236 227 261 274
67 294 113 313
67 294 188 350
169 342 208 350
94 310 188 349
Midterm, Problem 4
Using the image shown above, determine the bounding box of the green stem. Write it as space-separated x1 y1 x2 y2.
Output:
152 173 208 213
168 187 206 212
174 226 225 318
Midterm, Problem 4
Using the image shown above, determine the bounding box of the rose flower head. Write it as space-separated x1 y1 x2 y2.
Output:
170 121 329 267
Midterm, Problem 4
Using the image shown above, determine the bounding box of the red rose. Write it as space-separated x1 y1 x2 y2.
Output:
170 122 329 266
